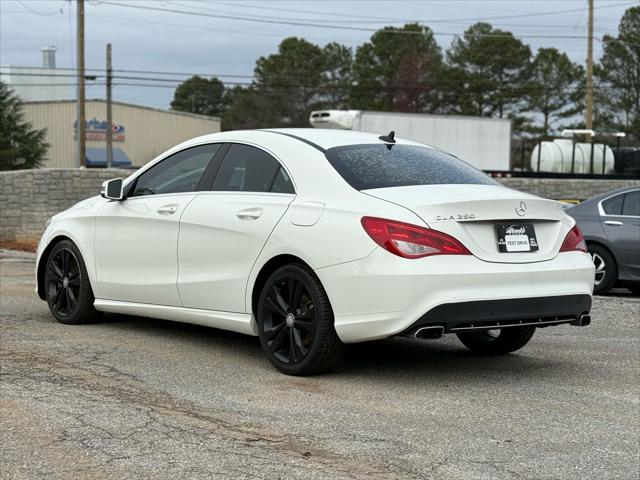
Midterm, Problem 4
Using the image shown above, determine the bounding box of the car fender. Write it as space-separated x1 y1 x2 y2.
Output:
36 200 103 300
243 192 426 313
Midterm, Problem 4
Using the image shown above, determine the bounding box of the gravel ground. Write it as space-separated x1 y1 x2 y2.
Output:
1 249 638 479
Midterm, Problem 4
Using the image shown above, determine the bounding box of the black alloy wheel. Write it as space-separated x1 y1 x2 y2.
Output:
44 240 101 324
257 264 343 375
46 247 81 318
262 276 316 364
456 326 536 355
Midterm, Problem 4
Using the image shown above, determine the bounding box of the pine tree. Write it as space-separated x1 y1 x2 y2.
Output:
0 82 48 170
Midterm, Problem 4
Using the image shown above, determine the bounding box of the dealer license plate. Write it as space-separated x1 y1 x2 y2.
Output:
496 224 539 253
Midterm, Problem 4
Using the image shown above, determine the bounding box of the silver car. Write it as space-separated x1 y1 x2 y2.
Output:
567 187 640 295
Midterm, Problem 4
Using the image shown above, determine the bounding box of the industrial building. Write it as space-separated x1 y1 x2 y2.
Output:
3 46 220 168
0 46 75 102
21 99 221 168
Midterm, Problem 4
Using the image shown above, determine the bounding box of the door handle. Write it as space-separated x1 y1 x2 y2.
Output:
604 220 623 226
157 204 178 215
236 207 263 220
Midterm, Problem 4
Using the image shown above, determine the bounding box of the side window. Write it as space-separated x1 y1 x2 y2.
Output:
271 167 295 194
212 144 294 193
601 194 623 215
131 144 219 197
622 191 639 216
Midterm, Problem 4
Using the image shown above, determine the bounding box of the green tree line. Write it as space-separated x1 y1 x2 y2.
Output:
171 6 639 141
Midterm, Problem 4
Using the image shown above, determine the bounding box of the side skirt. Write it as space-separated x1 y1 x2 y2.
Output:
93 299 257 336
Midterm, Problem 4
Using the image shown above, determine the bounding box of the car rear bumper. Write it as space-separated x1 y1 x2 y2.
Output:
399 294 591 337
316 249 595 343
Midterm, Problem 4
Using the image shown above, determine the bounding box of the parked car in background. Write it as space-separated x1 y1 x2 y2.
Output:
567 187 640 295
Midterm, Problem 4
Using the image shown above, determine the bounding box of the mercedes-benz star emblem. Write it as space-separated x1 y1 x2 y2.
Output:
515 201 527 216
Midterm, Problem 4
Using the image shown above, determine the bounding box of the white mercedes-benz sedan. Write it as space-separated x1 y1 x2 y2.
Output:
36 129 594 375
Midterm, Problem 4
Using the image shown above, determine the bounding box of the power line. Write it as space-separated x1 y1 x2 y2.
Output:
15 0 66 16
5 77 631 92
96 1 629 40
160 0 636 24
4 70 636 91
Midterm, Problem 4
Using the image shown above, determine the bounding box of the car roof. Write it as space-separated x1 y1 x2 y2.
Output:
262 128 427 150
179 128 429 153
568 185 639 215
583 186 639 204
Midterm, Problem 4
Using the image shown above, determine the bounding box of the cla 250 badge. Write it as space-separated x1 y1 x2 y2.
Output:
436 213 476 221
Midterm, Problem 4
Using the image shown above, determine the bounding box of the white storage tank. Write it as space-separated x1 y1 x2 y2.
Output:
530 139 615 174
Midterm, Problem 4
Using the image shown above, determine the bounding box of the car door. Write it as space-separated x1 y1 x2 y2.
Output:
94 143 221 305
178 143 296 313
600 190 640 280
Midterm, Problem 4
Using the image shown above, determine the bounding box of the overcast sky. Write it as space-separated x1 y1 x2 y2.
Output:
0 0 635 109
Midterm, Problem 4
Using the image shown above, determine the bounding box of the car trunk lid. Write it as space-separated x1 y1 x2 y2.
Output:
363 184 567 263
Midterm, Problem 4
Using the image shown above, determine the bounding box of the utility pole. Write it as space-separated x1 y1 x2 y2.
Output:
76 0 86 167
585 0 594 142
106 43 113 168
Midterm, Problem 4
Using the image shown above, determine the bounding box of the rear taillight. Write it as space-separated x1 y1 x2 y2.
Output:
560 224 587 253
361 216 471 259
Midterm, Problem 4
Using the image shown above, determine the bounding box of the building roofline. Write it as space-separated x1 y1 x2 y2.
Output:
21 98 220 122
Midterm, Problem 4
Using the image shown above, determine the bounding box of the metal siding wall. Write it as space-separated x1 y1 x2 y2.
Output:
22 101 220 168
23 102 76 168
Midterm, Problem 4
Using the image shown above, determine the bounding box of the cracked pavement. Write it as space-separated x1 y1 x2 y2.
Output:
1 249 638 479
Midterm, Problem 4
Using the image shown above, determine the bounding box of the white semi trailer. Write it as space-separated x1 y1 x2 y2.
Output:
309 110 512 171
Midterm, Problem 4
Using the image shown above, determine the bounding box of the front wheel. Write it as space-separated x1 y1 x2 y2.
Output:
44 240 101 325
456 326 536 354
256 263 343 375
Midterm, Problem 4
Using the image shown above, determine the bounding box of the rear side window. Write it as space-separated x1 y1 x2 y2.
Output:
622 191 639 216
602 194 623 215
212 144 294 193
271 167 295 194
325 144 498 190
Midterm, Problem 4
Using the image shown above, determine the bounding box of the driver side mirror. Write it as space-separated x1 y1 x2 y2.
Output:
101 178 124 201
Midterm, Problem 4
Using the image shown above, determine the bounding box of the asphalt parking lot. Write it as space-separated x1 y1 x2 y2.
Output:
1 249 638 480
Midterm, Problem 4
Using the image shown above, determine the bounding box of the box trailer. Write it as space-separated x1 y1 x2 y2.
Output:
309 110 512 171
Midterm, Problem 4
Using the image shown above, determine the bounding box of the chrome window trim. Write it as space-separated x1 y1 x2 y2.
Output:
597 189 640 218
196 191 296 198
122 140 297 198
121 190 296 203
120 192 197 202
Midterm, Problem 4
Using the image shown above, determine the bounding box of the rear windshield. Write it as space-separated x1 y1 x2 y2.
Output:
325 144 498 190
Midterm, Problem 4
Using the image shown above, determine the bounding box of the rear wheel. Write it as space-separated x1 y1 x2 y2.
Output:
257 263 343 375
456 326 536 354
44 240 101 325
589 244 617 295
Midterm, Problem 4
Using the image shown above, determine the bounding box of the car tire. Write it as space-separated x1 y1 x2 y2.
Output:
588 244 617 295
257 263 344 376
44 239 102 325
456 326 536 355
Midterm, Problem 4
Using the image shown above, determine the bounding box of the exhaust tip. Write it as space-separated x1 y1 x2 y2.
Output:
570 314 591 327
414 326 445 340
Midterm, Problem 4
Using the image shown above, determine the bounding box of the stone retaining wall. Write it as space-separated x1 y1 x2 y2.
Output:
1 168 131 244
1 169 638 246
497 177 640 200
